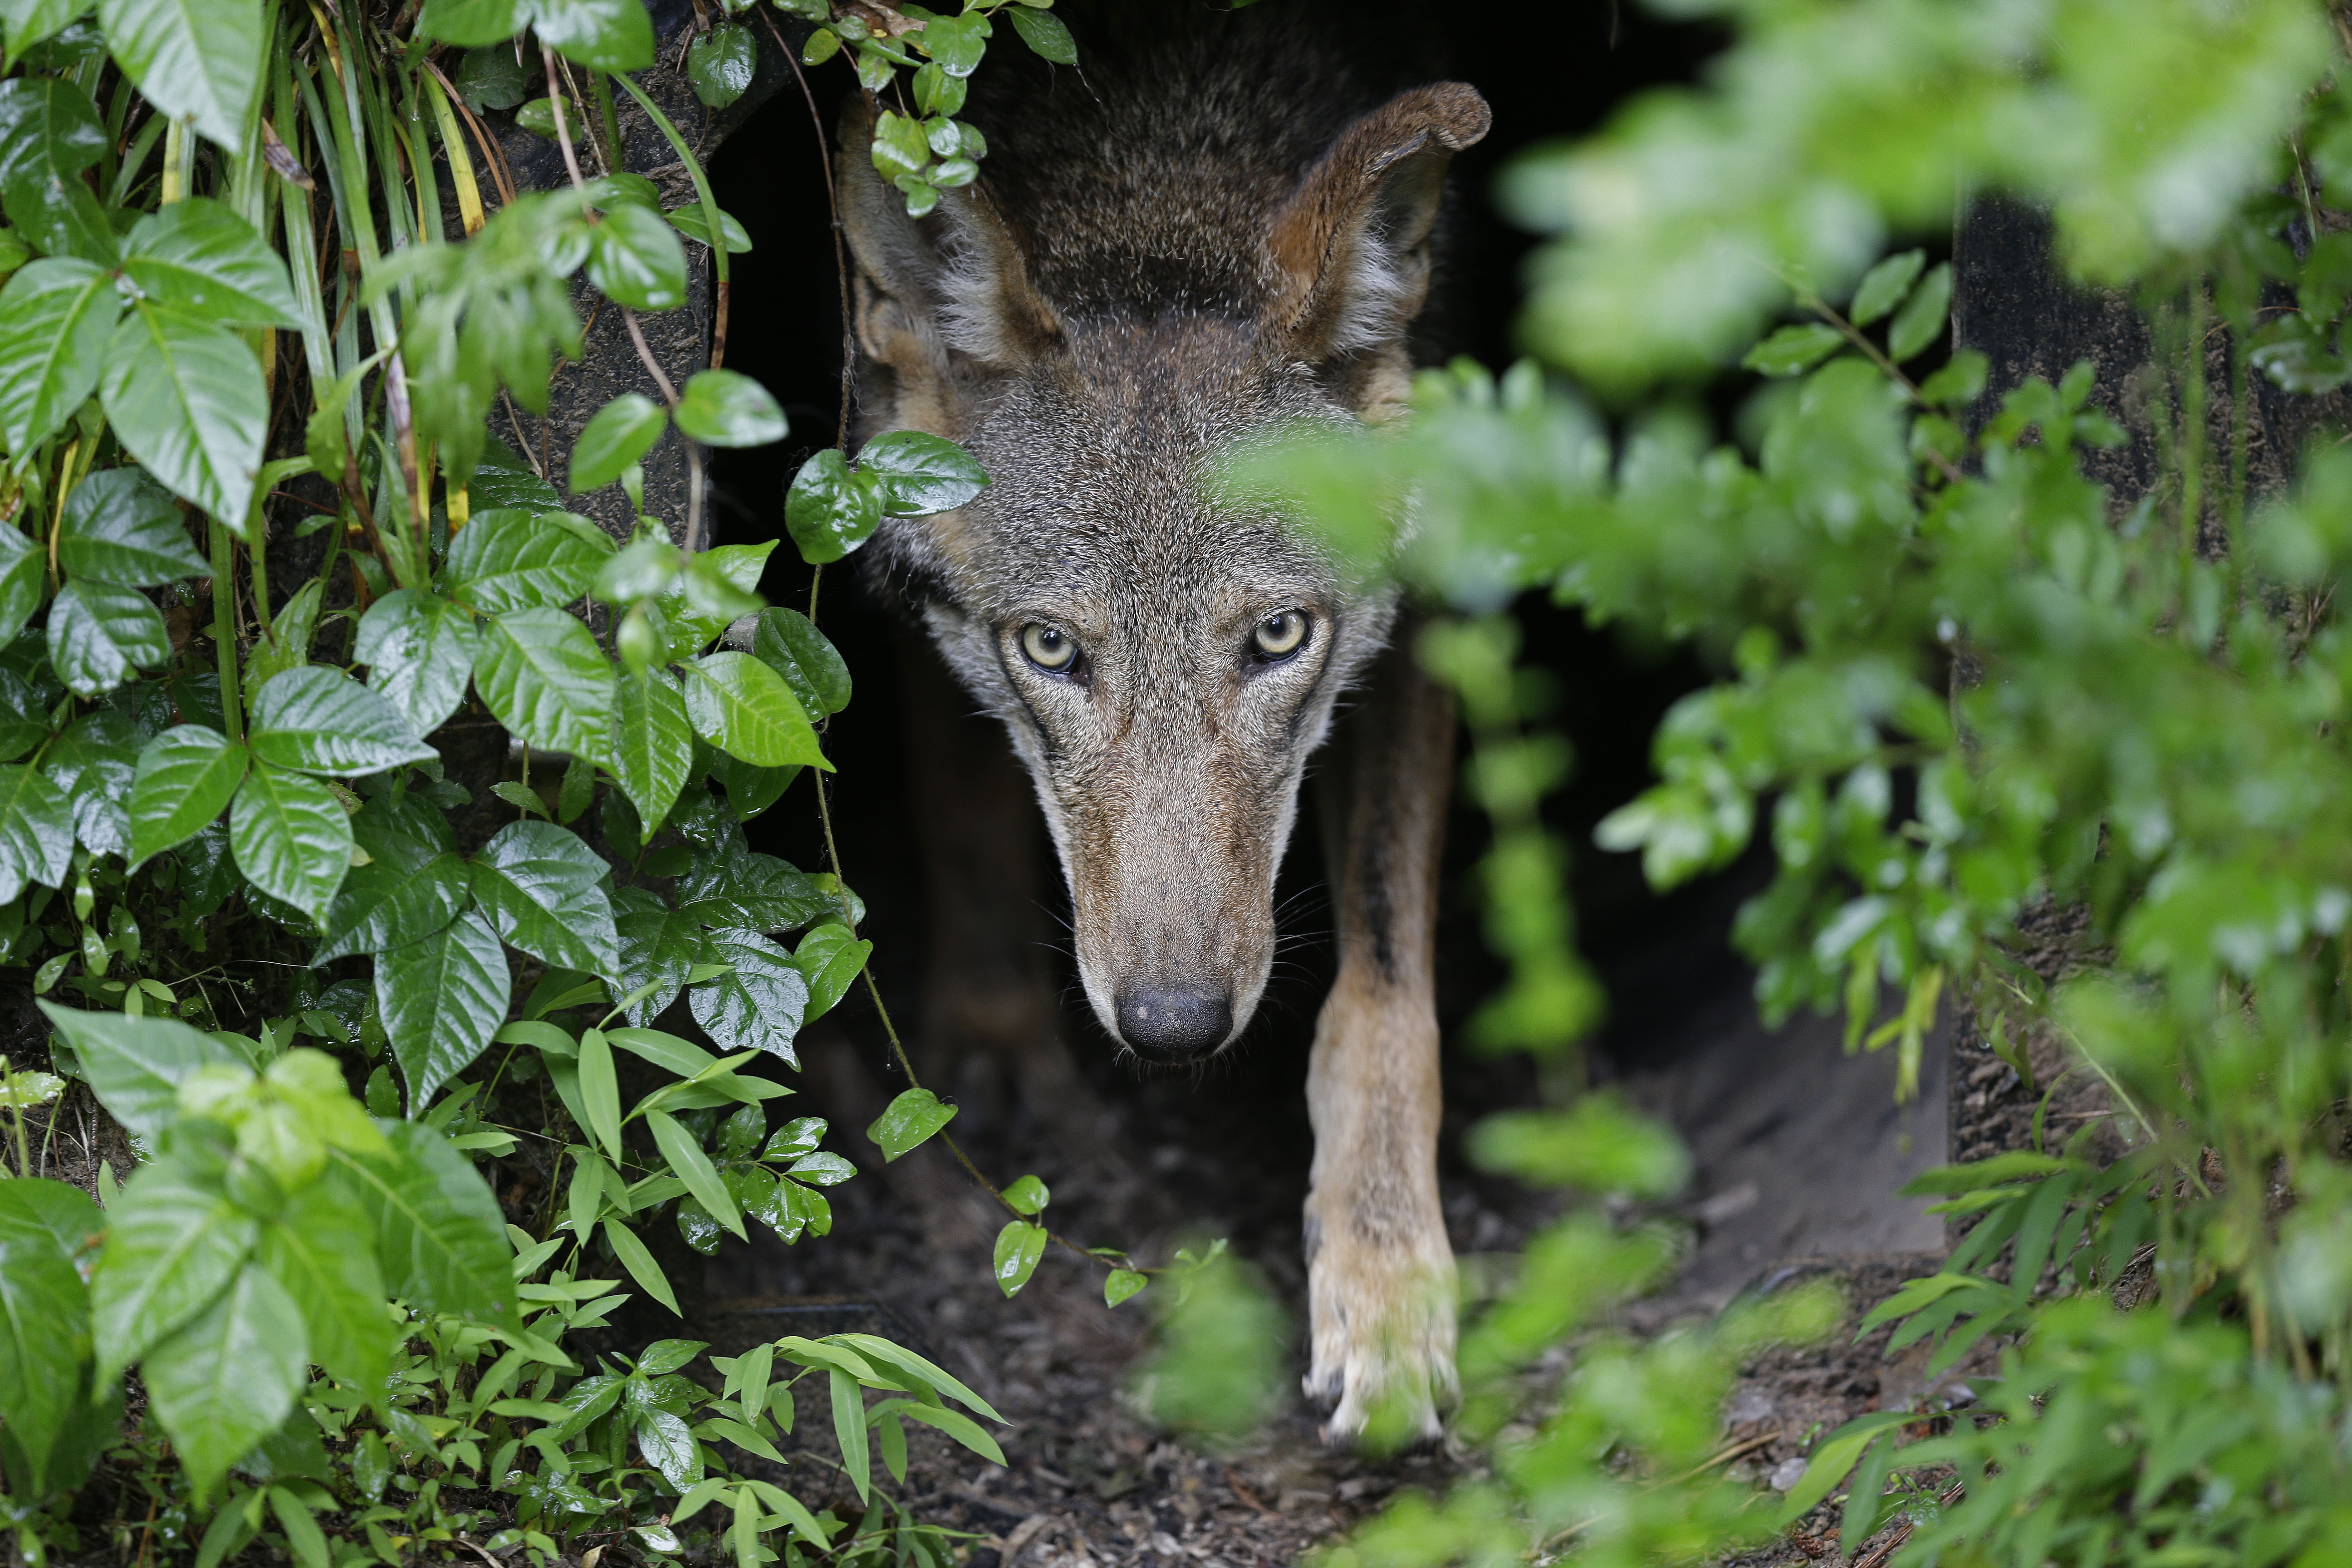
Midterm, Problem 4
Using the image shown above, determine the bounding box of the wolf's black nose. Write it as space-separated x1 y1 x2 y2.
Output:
1117 985 1232 1058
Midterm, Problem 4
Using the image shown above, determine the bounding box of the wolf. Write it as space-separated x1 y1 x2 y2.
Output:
833 0 1488 1442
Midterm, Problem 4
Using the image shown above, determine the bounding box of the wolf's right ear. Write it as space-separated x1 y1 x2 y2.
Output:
836 100 1062 395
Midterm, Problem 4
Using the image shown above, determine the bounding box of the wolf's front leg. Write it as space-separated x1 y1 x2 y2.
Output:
1302 630 1457 1445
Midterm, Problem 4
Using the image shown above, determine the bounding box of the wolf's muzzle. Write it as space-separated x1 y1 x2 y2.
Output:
1115 984 1233 1059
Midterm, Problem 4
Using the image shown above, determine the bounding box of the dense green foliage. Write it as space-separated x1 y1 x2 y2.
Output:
0 0 1093 1562
1271 0 2352 1563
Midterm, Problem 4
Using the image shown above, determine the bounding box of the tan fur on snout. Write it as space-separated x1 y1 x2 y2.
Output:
831 0 1486 1444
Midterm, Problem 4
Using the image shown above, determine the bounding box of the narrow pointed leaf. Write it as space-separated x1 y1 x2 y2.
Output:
609 668 691 829
647 1109 745 1241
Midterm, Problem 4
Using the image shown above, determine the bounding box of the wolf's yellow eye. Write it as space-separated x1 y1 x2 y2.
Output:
1020 623 1078 672
1253 610 1309 660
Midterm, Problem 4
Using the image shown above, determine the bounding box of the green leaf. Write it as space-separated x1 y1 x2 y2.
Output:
474 605 617 758
47 578 170 696
0 0 94 65
830 1367 870 1501
244 576 322 694
0 529 35 650
681 652 827 769
1741 322 1844 377
377 906 507 1112
0 763 74 901
750 608 851 717
689 927 808 1063
792 921 870 1022
665 203 751 255
659 539 775 660
443 508 612 614
894 1401 1006 1465
45 709 137 858
1003 4 1073 64
100 299 266 524
610 668 693 830
577 1025 623 1162
453 41 526 109
647 1108 746 1240
784 446 882 564
1776 1413 1913 1525
686 21 755 106
586 200 686 312
353 590 480 738
0 258 116 451
0 77 113 263
865 1087 956 1162
1887 261 1952 362
333 1122 518 1328
1000 1175 1049 1216
141 1263 305 1502
128 724 249 866
247 666 437 776
469 819 621 977
570 393 666 493
613 890 705 1026
38 1002 240 1135
120 197 302 328
859 429 986 516
992 1220 1044 1297
256 1175 390 1395
604 1217 680 1313
0 1185 93 1484
55 467 205 585
868 108 928 181
1104 1268 1145 1308
672 368 787 447
531 0 652 71
413 0 516 48
94 0 262 147
1848 249 1924 327
229 763 353 919
90 1145 258 1383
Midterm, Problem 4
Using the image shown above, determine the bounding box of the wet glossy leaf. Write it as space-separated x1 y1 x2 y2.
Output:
586 200 686 312
38 1003 239 1135
377 905 506 1112
570 392 666 492
686 21 755 107
0 258 116 451
0 77 112 262
120 197 302 328
454 42 527 109
865 1087 955 1162
860 430 987 517
228 763 352 919
354 590 481 738
609 668 693 829
688 927 807 1063
47 579 169 696
614 888 707 1026
443 508 612 614
100 299 266 524
532 0 653 72
648 1109 745 1241
665 204 751 254
141 1263 305 1502
256 1176 389 1395
333 1121 517 1327
127 724 248 866
750 608 851 717
1104 1268 1145 1308
992 1220 1044 1297
0 763 73 901
474 605 617 758
0 1181 93 1482
1004 4 1073 64
469 819 621 979
90 1145 257 1383
54 467 203 585
792 921 870 1022
672 368 787 447
681 652 826 769
1000 1175 1049 1216
315 850 468 963
247 666 437 776
96 0 262 147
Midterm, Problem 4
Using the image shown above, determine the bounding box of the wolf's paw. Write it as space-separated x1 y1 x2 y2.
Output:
1302 1226 1458 1448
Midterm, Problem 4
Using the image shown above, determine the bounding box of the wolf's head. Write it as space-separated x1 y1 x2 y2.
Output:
838 54 1487 1062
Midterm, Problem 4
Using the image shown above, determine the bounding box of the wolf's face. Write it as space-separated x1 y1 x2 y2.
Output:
840 79 1487 1060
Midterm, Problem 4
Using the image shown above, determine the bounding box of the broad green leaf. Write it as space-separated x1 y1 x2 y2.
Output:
648 1108 746 1240
442 508 612 614
413 0 518 47
681 652 827 770
474 605 617 758
784 446 882 564
1104 1268 1146 1308
47 578 170 696
860 430 986 516
0 510 39 648
610 668 692 829
353 590 480 738
315 851 468 963
993 1220 1045 1297
689 927 807 1063
676 836 833 931
469 819 622 977
100 299 266 524
127 724 248 865
38 1003 239 1134
244 576 322 694
141 1263 305 1502
1741 322 1843 377
0 77 113 262
248 666 436 776
569 392 666 492
1004 4 1074 64
658 539 775 660
333 1122 517 1328
376 906 507 1111
229 763 353 919
1000 1175 1049 1216
40 709 135 859
0 0 95 63
0 1186 92 1483
1888 260 1953 362
686 20 755 106
868 109 928 181
613 888 705 1026
90 1145 258 1382
1777 1413 1914 1524
750 608 851 717
452 39 527 108
95 0 262 147
55 467 206 585
531 0 652 71
671 369 787 448
120 197 302 328
632 1403 701 1493
1849 249 1925 327
601 1217 680 1313
0 762 73 901
665 203 751 254
792 921 870 1023
256 1175 389 1396
865 1087 956 1162
585 201 686 312
0 257 118 451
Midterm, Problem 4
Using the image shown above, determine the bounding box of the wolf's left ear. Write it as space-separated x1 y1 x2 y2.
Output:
1264 83 1490 371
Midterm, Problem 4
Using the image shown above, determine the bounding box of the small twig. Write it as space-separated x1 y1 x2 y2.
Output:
1664 1431 1776 1487
543 46 593 208
621 308 679 404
